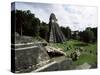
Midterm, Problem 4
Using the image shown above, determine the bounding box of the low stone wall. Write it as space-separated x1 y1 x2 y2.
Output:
14 45 50 73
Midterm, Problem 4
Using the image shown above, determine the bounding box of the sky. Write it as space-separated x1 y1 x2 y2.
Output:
12 2 98 31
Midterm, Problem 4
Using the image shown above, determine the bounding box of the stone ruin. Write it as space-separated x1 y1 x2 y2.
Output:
48 13 66 43
12 13 71 73
12 32 67 73
14 44 50 73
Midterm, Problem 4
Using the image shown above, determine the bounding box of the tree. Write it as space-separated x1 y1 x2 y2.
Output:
60 26 71 40
15 10 40 36
91 27 97 42
16 10 25 36
66 27 71 39
39 22 49 40
82 28 95 43
32 18 40 36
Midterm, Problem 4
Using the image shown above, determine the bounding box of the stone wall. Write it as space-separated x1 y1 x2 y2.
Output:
14 45 50 73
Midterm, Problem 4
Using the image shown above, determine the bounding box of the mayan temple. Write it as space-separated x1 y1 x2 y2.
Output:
48 13 66 43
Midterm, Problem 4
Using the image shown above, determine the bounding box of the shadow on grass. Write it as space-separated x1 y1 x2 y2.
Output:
73 43 88 47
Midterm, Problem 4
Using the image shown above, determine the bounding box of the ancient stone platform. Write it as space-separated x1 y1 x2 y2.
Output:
12 43 50 73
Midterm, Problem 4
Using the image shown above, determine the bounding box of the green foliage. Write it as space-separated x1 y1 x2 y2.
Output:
79 27 97 43
60 26 97 43
13 10 40 36
91 27 97 41
60 26 71 40
32 17 40 36
74 54 97 65
70 52 78 61
39 22 49 40
83 28 95 43
12 10 49 41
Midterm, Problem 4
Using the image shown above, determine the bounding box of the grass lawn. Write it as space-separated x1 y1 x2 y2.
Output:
50 39 97 65
74 54 97 65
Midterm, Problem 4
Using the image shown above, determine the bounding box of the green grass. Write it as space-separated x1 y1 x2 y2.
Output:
50 39 97 65
74 54 97 65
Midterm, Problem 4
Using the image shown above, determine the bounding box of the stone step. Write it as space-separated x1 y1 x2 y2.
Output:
11 43 34 49
11 42 47 49
12 46 38 51
14 45 50 73
34 61 57 72
33 57 73 72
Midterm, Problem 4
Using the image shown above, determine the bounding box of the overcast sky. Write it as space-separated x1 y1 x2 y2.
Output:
12 2 98 31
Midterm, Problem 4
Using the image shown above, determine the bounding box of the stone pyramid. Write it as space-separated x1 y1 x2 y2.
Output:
48 13 66 43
